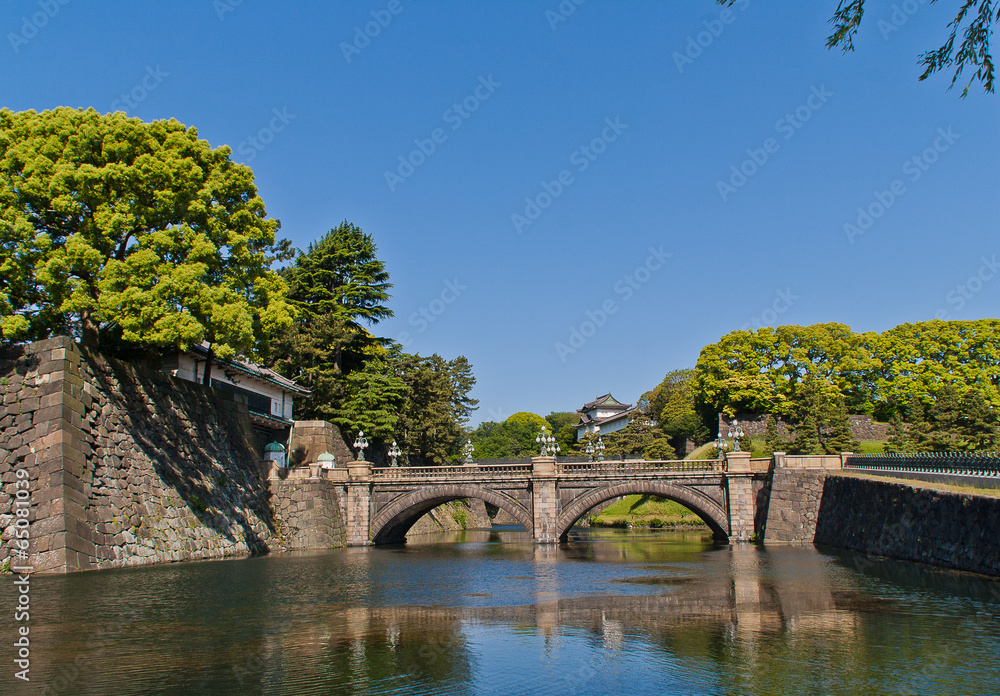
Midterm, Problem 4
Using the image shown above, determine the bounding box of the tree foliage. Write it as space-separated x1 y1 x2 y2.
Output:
720 0 998 96
282 221 392 330
469 412 551 458
396 354 478 465
694 320 1000 425
545 411 579 453
787 375 860 455
646 368 711 446
886 384 999 452
0 107 293 357
268 221 394 421
602 411 677 460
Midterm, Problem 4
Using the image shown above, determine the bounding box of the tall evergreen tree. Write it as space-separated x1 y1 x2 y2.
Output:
268 221 394 421
396 354 478 465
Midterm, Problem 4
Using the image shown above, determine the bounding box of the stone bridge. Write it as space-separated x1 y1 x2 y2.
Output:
276 452 783 546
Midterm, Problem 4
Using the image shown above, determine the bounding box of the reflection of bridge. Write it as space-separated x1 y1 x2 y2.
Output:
320 452 776 545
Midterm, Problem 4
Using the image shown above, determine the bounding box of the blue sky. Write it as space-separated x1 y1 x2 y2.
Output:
3 1 998 425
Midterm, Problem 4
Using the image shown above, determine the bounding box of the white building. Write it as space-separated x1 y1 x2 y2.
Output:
575 393 634 439
162 343 310 451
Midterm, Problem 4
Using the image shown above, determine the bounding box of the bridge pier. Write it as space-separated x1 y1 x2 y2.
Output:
724 451 756 542
345 459 373 546
531 456 560 543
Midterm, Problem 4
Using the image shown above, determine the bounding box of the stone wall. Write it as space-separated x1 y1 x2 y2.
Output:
271 480 346 550
289 420 353 468
717 413 889 441
813 475 1000 577
0 337 301 573
761 469 830 542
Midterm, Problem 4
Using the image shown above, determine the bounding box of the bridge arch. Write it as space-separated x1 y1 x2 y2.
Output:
555 482 730 542
370 485 533 544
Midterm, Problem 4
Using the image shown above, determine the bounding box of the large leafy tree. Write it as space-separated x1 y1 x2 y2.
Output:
694 320 1000 423
646 368 711 446
694 323 882 420
0 107 293 360
720 0 998 96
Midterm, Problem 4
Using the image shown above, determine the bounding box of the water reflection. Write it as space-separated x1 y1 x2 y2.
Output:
3 529 1000 694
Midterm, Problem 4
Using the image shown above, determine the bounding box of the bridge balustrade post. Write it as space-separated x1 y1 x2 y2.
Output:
345 460 373 546
724 451 756 542
531 456 559 543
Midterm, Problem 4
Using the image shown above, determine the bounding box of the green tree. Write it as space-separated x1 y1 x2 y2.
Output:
545 411 579 453
957 388 999 450
268 221 394 420
333 357 409 446
763 415 787 455
397 354 478 465
885 409 913 453
282 222 392 329
787 375 859 454
0 107 293 361
647 368 711 447
469 421 523 458
720 0 999 96
603 412 672 459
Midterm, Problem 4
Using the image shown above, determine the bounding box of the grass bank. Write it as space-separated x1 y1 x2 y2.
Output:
588 494 706 529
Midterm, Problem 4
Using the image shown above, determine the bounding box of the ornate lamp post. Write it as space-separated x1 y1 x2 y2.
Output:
353 430 369 461
462 439 475 465
714 434 729 458
388 440 402 467
585 440 595 462
535 426 560 457
727 419 745 452
595 431 606 463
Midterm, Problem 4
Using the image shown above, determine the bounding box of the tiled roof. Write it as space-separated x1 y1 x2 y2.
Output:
188 343 310 396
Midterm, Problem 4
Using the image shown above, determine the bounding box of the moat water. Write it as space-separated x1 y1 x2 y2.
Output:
5 527 1000 695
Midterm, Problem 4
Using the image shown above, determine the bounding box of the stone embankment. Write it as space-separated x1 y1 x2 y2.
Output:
762 456 1000 578
0 337 293 573
813 475 1000 577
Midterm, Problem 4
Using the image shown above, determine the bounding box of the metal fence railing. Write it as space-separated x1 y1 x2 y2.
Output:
845 452 1000 477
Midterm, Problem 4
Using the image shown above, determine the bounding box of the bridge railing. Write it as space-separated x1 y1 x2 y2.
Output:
372 463 533 480
558 459 723 474
749 458 772 473
845 452 1000 477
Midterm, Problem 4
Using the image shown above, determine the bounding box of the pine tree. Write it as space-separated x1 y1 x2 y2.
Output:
763 414 785 454
885 409 910 453
958 389 999 451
